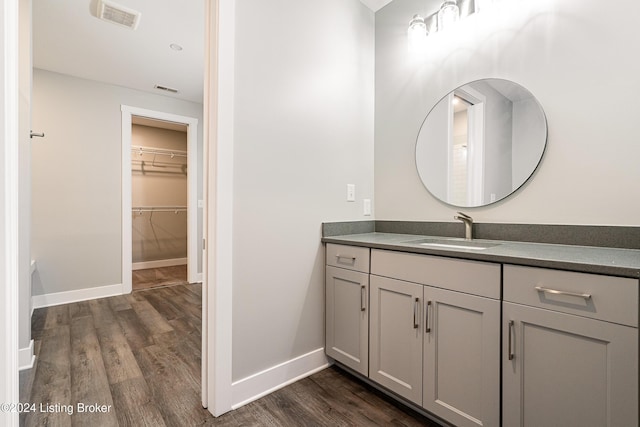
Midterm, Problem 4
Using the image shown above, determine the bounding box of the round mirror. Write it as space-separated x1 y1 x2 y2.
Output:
416 78 547 207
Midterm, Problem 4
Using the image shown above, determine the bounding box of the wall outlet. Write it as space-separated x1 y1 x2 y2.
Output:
347 184 356 202
363 199 371 216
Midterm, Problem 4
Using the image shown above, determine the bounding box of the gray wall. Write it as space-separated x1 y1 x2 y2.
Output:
232 0 375 381
375 0 640 224
31 69 203 296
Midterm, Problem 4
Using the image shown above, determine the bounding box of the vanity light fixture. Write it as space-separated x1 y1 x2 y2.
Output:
408 14 428 47
409 0 487 48
438 0 460 31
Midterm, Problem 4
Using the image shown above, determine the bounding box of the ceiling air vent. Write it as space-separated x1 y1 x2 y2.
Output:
96 0 141 30
154 85 179 94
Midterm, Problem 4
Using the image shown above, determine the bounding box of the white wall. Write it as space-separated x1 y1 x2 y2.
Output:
31 69 204 297
232 0 375 381
375 0 640 225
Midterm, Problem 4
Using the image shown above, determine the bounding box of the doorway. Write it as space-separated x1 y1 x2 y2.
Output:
121 106 199 294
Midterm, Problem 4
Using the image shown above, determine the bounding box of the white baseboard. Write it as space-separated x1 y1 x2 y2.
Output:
231 348 329 410
32 283 124 309
19 340 35 371
132 258 187 270
194 272 203 283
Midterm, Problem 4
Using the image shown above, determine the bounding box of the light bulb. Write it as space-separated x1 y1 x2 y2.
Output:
408 14 428 52
438 0 459 31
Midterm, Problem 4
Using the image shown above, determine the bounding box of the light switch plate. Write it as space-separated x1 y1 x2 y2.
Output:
347 184 356 202
363 199 371 216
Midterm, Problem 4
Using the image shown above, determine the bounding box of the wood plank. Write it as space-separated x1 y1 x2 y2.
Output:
114 308 155 352
69 317 118 427
142 291 185 321
95 321 143 385
89 298 118 327
43 305 70 330
69 301 92 320
129 299 174 336
136 345 209 426
30 307 47 340
23 325 72 427
109 376 166 427
108 294 132 312
312 367 438 426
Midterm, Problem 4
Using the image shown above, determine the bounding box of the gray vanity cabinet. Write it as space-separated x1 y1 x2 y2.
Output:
503 265 639 427
423 286 500 427
369 275 424 405
325 244 370 376
371 249 501 426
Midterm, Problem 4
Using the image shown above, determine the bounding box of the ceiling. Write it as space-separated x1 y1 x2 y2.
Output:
33 1 390 104
33 0 205 103
359 0 394 12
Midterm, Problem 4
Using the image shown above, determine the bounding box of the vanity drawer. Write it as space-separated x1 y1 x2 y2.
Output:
504 265 638 327
371 249 500 299
326 244 370 273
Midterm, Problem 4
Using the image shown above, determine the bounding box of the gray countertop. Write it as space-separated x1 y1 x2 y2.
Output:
322 232 640 279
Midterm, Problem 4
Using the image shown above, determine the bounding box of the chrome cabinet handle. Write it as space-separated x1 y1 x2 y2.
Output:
425 301 432 333
508 320 515 361
535 286 592 300
360 286 366 312
335 254 356 261
413 298 419 329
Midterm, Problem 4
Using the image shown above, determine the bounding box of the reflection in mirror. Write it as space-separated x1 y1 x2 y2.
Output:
416 79 547 207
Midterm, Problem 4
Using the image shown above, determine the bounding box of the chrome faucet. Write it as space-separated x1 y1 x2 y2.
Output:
454 212 473 240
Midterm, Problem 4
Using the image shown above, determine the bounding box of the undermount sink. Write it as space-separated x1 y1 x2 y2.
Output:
403 237 502 251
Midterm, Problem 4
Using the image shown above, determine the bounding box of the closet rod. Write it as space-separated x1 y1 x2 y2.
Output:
132 206 187 213
131 145 187 158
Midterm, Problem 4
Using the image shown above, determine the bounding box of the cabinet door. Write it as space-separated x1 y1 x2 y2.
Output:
325 266 369 375
423 287 500 427
503 302 638 427
369 275 423 405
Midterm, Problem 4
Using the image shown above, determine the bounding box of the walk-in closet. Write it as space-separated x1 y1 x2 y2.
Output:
131 117 189 290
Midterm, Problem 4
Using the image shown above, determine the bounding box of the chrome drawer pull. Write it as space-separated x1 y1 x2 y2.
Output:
335 254 356 261
508 320 515 361
361 286 366 312
534 286 592 300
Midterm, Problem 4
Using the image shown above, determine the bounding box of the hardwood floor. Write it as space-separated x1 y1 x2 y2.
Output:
20 284 439 426
132 265 188 290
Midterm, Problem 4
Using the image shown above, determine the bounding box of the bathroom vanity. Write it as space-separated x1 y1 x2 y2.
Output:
322 232 640 427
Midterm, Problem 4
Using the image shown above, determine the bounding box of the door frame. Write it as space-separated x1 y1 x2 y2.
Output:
203 0 234 416
121 105 199 293
1 0 21 422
